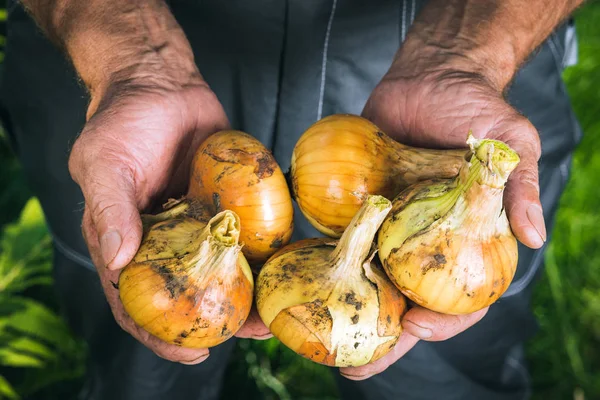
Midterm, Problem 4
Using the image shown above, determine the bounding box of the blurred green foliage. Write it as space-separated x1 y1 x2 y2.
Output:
527 2 600 398
0 117 31 230
0 199 85 399
0 1 599 399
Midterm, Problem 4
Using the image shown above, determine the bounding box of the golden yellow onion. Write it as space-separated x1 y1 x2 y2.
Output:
290 114 465 237
256 195 407 367
377 134 520 315
119 199 253 348
188 130 294 265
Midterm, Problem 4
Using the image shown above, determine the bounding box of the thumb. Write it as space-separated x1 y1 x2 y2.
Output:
494 118 546 249
71 159 143 270
504 158 546 249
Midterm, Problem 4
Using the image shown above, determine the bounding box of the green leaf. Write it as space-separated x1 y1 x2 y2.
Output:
5 336 56 362
0 296 86 396
0 198 52 294
0 297 75 351
0 375 19 400
17 198 46 228
0 347 44 368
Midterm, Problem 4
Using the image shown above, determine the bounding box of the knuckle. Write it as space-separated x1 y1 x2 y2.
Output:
154 348 177 361
91 199 122 226
492 114 542 160
514 167 540 193
86 166 136 218
430 315 464 340
442 315 463 335
508 115 542 153
68 128 136 190
450 314 464 329
68 138 87 181
523 122 543 159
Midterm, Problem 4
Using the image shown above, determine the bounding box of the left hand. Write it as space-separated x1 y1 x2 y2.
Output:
341 53 544 379
72 74 270 364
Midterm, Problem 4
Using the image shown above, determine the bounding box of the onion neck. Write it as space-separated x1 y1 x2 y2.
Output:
142 197 212 229
330 195 392 276
451 134 519 238
455 134 520 191
188 210 242 280
391 138 467 168
141 198 190 229
465 133 520 188
386 134 466 185
208 210 241 245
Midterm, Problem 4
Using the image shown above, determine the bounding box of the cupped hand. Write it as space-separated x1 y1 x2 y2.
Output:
70 77 270 365
363 71 545 249
341 63 544 378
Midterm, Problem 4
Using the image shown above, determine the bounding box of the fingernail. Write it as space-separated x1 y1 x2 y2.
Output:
526 204 547 243
253 333 274 340
100 230 122 267
180 353 209 365
403 320 432 339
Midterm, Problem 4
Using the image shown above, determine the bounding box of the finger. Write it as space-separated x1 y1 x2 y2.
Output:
235 306 273 340
131 323 210 364
492 118 545 249
179 353 211 365
70 148 143 270
504 163 545 249
339 331 420 380
402 306 488 341
503 145 545 249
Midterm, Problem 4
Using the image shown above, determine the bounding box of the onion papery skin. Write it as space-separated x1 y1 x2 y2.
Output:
119 200 253 348
256 195 407 367
290 114 465 238
188 130 294 265
377 135 520 315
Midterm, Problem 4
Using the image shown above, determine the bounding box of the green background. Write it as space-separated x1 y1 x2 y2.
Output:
0 2 599 399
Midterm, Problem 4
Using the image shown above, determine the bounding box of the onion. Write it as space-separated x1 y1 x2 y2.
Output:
377 134 520 315
118 129 293 347
256 195 407 367
188 130 294 265
290 114 465 237
119 199 253 348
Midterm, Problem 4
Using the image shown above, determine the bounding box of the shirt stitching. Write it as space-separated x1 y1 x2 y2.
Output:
317 0 339 120
401 0 407 42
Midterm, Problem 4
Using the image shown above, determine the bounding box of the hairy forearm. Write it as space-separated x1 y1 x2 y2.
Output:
20 0 200 98
392 0 585 90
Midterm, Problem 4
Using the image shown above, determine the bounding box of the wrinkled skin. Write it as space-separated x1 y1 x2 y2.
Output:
340 70 544 379
71 78 271 365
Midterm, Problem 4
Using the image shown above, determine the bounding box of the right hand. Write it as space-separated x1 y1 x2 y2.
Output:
71 74 270 365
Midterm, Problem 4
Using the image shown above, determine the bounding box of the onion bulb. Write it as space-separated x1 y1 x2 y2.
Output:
377 134 520 315
290 114 465 237
188 130 294 265
256 195 407 367
119 199 253 348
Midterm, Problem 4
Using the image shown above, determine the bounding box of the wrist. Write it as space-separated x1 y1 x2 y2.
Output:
72 39 202 99
61 1 202 101
389 32 518 93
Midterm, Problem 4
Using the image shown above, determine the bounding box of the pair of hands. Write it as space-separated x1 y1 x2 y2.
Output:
70 56 545 379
